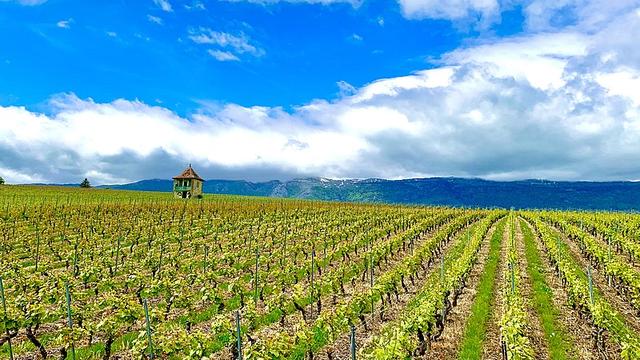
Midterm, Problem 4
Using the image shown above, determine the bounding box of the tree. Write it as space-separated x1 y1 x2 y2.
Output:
0 176 4 185
80 178 91 188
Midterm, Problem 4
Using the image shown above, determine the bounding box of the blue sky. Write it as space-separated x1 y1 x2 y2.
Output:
1 0 640 184
0 0 522 113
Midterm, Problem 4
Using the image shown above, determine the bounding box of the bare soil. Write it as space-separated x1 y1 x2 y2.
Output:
549 224 640 335
323 222 491 360
424 223 500 359
525 220 620 360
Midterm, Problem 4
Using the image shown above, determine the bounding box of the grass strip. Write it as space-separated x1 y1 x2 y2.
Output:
519 218 571 360
457 218 505 359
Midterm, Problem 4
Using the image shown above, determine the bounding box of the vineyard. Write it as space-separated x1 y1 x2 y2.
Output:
1 185 640 359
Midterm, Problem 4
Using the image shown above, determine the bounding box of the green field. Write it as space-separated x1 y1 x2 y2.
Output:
1 185 639 359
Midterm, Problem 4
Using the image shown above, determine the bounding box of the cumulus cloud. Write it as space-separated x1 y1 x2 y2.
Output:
337 80 357 97
398 0 500 25
443 32 589 90
0 95 369 184
522 0 640 31
395 0 640 30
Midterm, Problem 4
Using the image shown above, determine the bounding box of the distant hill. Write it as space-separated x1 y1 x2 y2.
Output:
95 177 640 211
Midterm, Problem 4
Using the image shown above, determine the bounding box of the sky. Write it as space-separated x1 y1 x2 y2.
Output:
1 0 640 184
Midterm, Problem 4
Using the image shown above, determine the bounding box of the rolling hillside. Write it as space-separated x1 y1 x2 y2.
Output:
97 177 640 210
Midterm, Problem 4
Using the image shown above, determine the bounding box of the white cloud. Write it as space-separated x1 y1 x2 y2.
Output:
208 49 240 61
349 33 363 42
337 80 357 97
184 1 206 10
337 106 421 136
189 28 265 60
596 68 640 106
225 0 360 6
397 0 499 25
353 67 455 102
523 0 639 31
3 1 640 184
0 166 44 184
147 15 163 25
106 31 117 38
393 0 640 30
153 0 173 12
189 28 263 56
443 32 589 90
56 18 72 29
135 33 151 41
1 0 48 5
4 20 640 184
0 95 370 183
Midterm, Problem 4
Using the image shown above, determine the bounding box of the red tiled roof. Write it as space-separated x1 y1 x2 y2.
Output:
172 165 204 181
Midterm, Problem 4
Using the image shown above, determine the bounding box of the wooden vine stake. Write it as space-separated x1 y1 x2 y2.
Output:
410 236 414 255
35 223 40 271
204 245 209 273
65 282 76 360
510 212 514 247
115 236 121 271
0 277 14 360
254 248 260 306
236 311 243 360
370 252 374 313
587 266 594 305
607 239 612 287
73 243 79 277
510 263 515 295
350 324 356 360
440 255 446 321
310 248 316 318
144 299 154 359
157 244 164 280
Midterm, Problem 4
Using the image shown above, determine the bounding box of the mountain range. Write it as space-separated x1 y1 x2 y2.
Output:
93 177 640 211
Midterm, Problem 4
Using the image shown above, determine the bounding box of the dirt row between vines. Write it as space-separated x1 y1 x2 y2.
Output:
569 220 640 275
525 219 621 360
320 220 493 360
479 219 508 359
213 217 460 359
421 220 502 359
514 219 549 359
548 223 640 336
